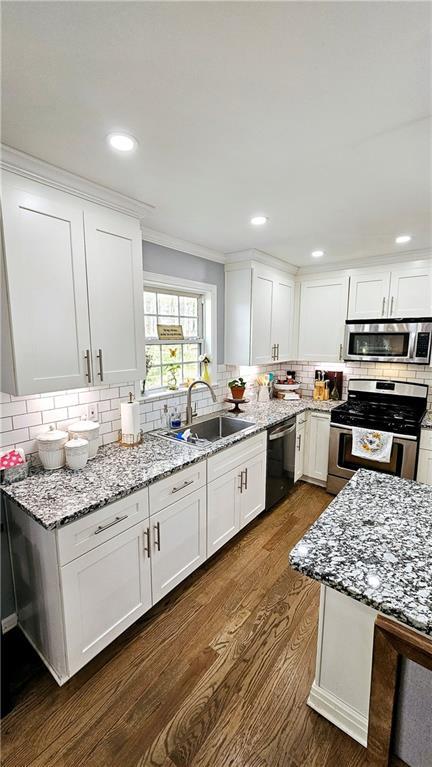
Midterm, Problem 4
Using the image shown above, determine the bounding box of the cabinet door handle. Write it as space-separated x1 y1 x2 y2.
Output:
382 297 386 317
144 527 150 558
297 434 302 450
84 349 92 383
243 467 248 490
97 348 104 381
171 478 194 494
276 344 279 360
390 296 394 315
154 521 161 551
339 343 343 361
95 514 128 535
238 472 243 493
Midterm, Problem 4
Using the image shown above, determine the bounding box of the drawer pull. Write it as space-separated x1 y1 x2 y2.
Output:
95 514 128 535
171 479 194 494
155 521 161 551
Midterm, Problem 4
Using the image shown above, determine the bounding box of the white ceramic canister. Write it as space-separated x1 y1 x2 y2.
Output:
37 425 68 470
68 417 100 459
65 434 89 471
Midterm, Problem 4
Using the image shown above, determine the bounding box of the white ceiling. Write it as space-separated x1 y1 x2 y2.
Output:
2 1 431 266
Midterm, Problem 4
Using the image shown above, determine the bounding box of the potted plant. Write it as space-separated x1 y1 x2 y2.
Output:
166 348 180 390
142 350 153 394
228 377 246 400
199 354 211 384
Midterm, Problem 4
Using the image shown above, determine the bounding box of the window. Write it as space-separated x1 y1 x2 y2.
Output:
143 287 204 391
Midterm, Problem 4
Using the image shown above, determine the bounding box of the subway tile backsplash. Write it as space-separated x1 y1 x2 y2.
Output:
0 361 430 458
0 367 232 457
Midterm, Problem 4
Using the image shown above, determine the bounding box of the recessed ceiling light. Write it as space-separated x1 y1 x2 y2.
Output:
250 215 268 226
311 250 324 258
395 234 412 244
107 133 137 152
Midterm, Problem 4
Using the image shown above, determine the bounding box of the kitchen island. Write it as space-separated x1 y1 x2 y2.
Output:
290 469 432 758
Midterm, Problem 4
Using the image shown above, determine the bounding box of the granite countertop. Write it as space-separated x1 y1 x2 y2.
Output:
422 411 432 430
1 398 339 530
290 469 432 636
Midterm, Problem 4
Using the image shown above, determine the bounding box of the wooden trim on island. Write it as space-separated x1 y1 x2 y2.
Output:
367 614 432 766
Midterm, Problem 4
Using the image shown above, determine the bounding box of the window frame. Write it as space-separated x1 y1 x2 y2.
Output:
141 272 218 397
143 287 204 391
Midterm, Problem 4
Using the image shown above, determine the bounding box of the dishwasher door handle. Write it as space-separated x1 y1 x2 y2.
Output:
269 424 296 440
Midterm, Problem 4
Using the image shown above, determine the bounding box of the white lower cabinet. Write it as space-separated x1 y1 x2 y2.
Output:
239 449 266 528
207 432 267 555
8 436 267 684
304 413 331 483
417 431 432 485
150 486 207 603
294 414 306 482
61 520 152 676
207 468 241 557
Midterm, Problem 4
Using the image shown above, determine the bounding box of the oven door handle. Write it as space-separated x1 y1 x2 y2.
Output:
269 424 296 440
329 423 418 442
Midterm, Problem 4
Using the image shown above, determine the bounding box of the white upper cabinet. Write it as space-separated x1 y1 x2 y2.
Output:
1 172 145 394
347 271 391 320
347 264 431 321
272 274 295 362
389 266 431 318
84 207 145 385
250 271 274 365
298 276 349 361
1 174 92 394
225 262 294 365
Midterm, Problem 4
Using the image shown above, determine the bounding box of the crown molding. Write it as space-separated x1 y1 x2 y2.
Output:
141 226 226 264
297 248 432 275
0 144 155 220
225 248 298 275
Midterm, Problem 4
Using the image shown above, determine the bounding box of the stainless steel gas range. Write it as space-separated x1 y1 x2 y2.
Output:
327 379 428 495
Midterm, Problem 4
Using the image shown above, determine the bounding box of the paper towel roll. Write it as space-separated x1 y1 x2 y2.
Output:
121 398 140 444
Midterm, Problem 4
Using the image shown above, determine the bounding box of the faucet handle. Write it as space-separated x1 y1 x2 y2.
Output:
192 403 198 416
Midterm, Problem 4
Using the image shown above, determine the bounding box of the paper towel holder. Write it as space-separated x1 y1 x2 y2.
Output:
118 391 143 447
117 428 144 448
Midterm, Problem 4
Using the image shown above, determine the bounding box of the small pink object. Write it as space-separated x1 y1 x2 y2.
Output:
0 449 25 469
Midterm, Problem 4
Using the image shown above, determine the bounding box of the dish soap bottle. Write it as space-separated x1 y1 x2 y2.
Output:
330 381 340 401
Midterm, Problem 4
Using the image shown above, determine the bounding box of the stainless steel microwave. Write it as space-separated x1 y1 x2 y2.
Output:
344 319 432 364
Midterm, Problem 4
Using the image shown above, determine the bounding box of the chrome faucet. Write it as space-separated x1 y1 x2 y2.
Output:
186 379 217 424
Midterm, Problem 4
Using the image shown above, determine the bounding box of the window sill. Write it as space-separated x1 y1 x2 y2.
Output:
138 382 222 404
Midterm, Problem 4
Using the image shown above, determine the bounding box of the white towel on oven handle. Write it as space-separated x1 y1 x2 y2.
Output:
351 427 394 463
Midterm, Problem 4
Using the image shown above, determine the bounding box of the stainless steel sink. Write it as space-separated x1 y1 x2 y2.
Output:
155 413 256 447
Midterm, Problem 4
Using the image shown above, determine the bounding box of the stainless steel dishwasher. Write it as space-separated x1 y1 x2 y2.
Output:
265 417 297 510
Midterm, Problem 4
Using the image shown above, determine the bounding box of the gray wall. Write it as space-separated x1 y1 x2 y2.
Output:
142 241 225 362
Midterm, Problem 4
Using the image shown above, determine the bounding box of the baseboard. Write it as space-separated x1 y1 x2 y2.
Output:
302 475 327 488
307 680 368 747
1 612 17 633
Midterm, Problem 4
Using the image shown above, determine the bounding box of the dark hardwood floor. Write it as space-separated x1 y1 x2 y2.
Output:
1 482 405 767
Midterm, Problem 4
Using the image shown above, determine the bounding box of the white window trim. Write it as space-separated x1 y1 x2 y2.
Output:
142 271 218 393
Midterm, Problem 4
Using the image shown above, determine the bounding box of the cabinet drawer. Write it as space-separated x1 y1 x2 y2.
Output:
420 429 432 451
57 489 149 565
207 432 266 483
148 461 206 515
